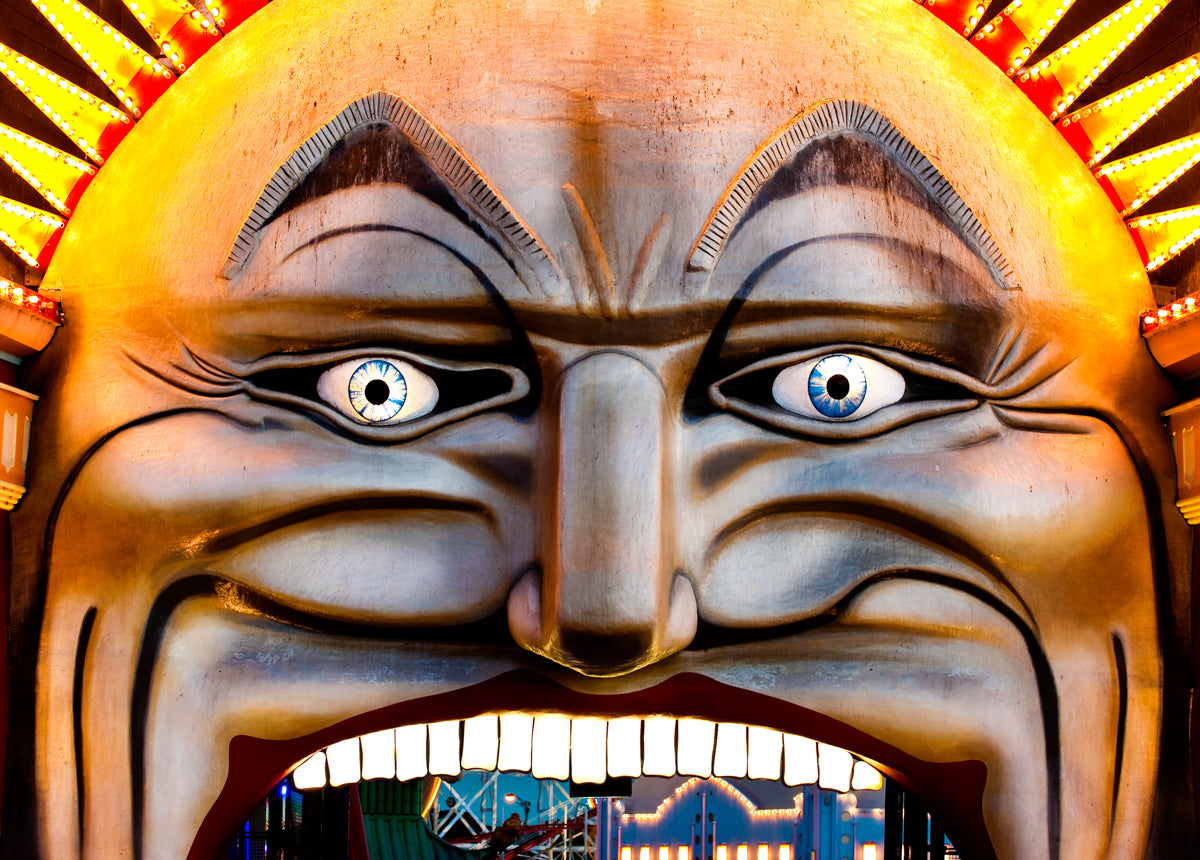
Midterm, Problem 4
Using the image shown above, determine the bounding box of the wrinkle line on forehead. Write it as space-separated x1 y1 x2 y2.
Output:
688 100 1019 293
220 92 551 280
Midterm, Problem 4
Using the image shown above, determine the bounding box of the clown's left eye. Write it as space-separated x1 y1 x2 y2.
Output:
772 353 905 421
316 358 439 425
707 347 980 439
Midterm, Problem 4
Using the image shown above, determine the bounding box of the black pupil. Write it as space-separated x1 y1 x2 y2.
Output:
364 379 391 405
826 374 850 400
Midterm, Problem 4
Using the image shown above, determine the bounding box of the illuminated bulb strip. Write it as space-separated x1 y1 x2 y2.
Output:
0 44 131 165
121 0 223 73
1093 132 1200 216
33 0 175 118
972 0 1080 76
0 196 65 268
1014 0 1170 118
1127 203 1200 271
0 277 61 324
816 743 854 792
920 0 992 38
195 0 267 32
1059 52 1200 167
0 122 96 215
622 775 802 824
1141 292 1200 333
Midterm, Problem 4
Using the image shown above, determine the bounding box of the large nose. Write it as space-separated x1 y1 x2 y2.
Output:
507 351 697 676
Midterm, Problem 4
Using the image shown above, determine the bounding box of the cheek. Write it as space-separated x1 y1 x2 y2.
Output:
685 407 1155 632
46 409 536 625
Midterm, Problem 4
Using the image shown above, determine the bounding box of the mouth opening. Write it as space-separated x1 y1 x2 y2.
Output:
195 673 987 860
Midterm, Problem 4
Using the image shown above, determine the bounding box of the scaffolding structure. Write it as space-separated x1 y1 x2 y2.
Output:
433 772 601 860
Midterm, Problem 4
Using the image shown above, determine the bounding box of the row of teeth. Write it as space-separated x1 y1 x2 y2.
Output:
291 716 884 794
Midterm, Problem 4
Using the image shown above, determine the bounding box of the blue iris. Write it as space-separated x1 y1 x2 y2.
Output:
807 354 868 418
347 359 408 422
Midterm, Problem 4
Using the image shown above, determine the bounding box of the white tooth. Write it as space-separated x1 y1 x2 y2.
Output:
606 717 642 777
639 848 651 860
461 716 500 771
641 717 677 776
395 724 429 781
292 751 328 790
531 714 571 779
570 717 608 784
360 729 397 780
736 846 748 860
621 847 632 860
713 722 747 778
326 737 362 787
816 742 853 792
676 718 715 777
746 726 782 780
658 847 670 860
779 846 792 860
716 846 728 860
498 713 534 771
428 720 463 776
677 847 690 860
851 760 884 790
756 845 769 860
781 734 817 786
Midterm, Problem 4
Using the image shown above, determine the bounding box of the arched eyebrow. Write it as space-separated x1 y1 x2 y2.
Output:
221 92 549 279
688 100 1018 291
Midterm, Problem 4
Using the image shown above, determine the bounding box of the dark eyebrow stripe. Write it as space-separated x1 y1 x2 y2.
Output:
281 223 419 264
221 92 549 279
689 100 1018 293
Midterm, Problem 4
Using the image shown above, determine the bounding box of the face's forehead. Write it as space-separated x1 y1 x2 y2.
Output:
48 0 1144 306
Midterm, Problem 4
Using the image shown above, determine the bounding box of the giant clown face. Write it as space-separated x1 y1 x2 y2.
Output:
7 1 1189 858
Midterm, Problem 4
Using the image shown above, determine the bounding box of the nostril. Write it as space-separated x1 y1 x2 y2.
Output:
554 629 657 676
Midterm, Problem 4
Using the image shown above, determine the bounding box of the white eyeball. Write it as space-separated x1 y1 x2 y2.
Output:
772 353 905 422
316 358 439 425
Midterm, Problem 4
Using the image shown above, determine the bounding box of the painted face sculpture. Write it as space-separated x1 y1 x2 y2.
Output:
6 1 1189 858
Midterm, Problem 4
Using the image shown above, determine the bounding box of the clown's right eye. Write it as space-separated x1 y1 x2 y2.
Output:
244 349 531 439
316 357 440 425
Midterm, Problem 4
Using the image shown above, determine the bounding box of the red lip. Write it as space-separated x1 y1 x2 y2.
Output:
189 671 993 860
